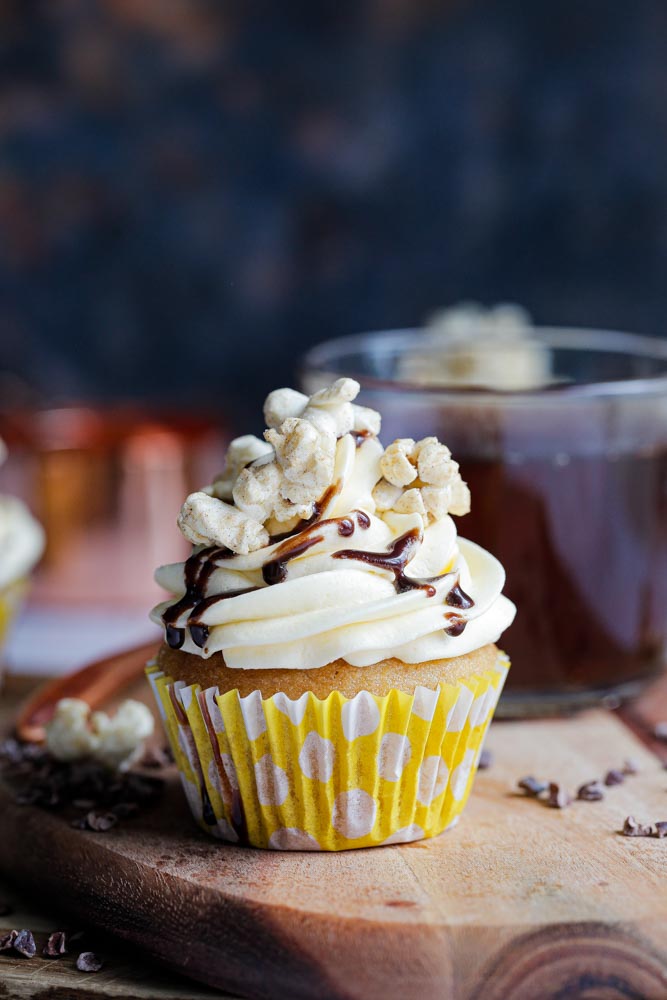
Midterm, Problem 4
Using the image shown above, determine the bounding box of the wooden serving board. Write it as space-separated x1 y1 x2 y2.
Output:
1 651 667 1000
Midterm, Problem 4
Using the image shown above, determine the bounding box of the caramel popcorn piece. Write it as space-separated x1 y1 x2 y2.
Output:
394 488 427 516
266 417 336 505
380 438 417 487
233 460 283 522
377 435 470 520
351 404 381 435
415 438 459 487
372 478 403 511
178 492 269 553
46 698 154 772
308 377 359 406
210 435 273 500
448 479 471 516
263 388 309 429
421 485 451 521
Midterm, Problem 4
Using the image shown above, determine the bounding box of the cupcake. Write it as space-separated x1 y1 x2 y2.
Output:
147 379 515 850
0 438 44 661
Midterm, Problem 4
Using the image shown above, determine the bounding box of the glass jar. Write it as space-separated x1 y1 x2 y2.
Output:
301 328 667 716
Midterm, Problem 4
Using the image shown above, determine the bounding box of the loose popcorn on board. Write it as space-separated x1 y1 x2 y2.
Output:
46 698 155 772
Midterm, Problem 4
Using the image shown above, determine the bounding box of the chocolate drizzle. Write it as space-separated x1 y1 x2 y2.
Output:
165 624 185 650
262 534 324 585
162 545 228 649
262 509 371 586
268 483 340 545
444 613 467 637
445 579 474 610
190 624 210 649
333 529 437 596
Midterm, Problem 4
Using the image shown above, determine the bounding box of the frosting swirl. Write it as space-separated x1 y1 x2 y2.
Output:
152 426 515 670
0 494 45 590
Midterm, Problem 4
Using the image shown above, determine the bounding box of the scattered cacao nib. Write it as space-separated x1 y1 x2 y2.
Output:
0 930 17 951
43 931 67 958
655 822 667 839
518 776 548 797
77 951 103 973
0 901 13 917
85 810 117 832
478 749 493 770
654 721 667 741
547 783 572 809
621 815 654 838
112 801 139 819
604 769 625 787
622 758 639 776
13 929 36 958
577 780 605 802
0 739 164 830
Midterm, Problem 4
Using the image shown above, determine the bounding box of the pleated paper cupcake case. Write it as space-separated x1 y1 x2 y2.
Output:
146 652 509 851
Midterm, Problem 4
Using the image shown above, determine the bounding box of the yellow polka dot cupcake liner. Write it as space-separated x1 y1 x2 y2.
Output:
0 578 28 660
146 653 509 851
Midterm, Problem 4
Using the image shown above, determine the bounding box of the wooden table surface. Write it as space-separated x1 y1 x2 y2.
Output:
0 669 666 1000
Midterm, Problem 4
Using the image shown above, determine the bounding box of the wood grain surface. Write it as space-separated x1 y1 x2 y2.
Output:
1 657 667 1000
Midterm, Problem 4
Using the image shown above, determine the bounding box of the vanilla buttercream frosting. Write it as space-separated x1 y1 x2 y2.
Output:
0 439 44 590
151 380 515 669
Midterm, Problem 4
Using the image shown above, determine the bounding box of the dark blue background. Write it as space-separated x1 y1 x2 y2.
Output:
1 0 665 419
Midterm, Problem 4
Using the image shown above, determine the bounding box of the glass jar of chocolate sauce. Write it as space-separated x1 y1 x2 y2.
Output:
301 328 667 716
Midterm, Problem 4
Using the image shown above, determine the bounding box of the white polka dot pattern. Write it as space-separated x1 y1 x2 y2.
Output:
240 691 267 740
446 686 474 732
254 754 289 805
332 789 377 839
341 691 380 740
417 756 449 805
411 686 439 722
450 748 476 802
299 731 335 782
269 828 321 851
147 650 509 851
273 692 309 726
378 733 412 781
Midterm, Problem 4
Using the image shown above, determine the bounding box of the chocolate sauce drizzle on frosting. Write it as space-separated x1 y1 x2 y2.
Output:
445 579 474 610
162 502 373 650
444 613 467 637
333 529 438 597
162 545 228 649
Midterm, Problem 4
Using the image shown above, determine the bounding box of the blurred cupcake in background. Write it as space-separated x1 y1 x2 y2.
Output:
0 437 45 668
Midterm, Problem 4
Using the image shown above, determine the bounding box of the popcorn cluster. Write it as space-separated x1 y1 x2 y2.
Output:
373 436 470 522
45 698 155 772
178 378 380 554
176 378 470 554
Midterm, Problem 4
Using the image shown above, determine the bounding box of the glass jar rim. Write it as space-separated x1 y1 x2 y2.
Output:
300 327 667 402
